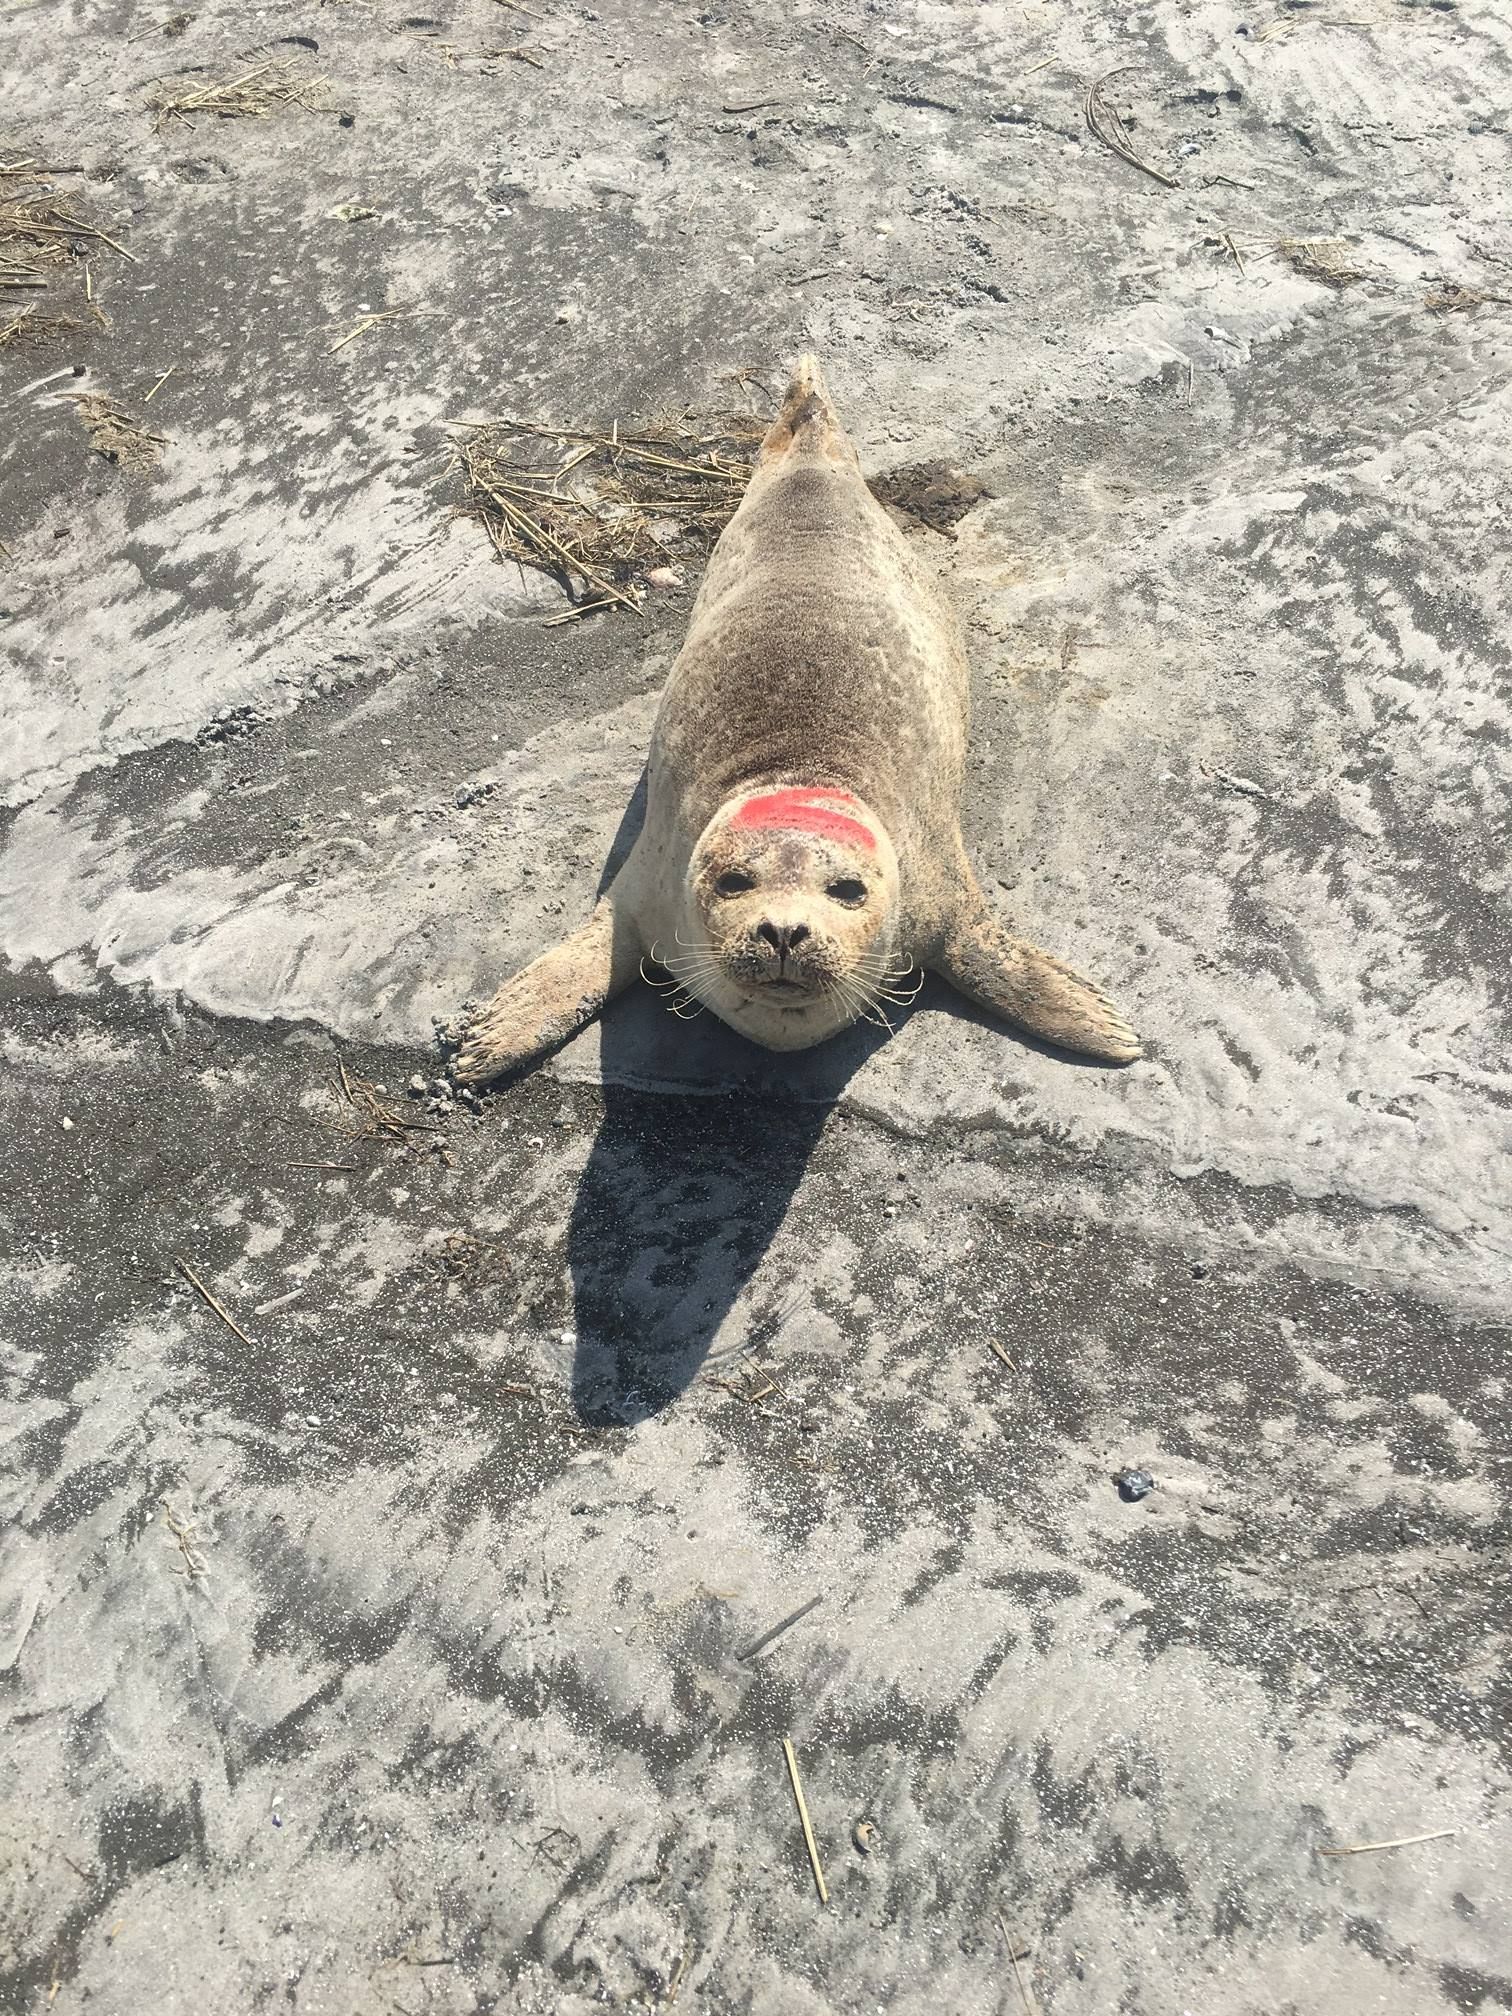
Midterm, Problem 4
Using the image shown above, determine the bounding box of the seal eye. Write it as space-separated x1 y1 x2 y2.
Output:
715 871 756 897
827 878 867 906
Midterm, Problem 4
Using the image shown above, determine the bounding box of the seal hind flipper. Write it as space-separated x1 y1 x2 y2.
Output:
755 353 859 471
453 895 639 1084
935 891 1143 1065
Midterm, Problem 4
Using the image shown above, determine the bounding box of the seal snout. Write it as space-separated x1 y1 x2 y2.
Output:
756 920 811 957
741 914 824 997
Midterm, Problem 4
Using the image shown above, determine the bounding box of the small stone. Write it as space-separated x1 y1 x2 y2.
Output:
409 1074 427 1095
853 1818 879 1854
306 1413 322 1429
645 565 683 589
555 301 581 325
1117 1467 1155 1502
60 1116 74 1131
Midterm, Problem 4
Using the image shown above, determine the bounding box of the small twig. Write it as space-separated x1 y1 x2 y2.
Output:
540 597 618 627
160 1495 210 1579
175 1256 254 1347
328 308 405 354
1083 70 1179 189
144 364 176 402
1319 1827 1458 1857
486 43 545 66
782 1740 828 1904
737 1594 822 1663
175 60 275 110
337 1059 356 1105
665 1942 694 2006
998 1915 1036 2015
1223 231 1247 278
282 1159 358 1171
723 99 778 113
987 1336 1018 1373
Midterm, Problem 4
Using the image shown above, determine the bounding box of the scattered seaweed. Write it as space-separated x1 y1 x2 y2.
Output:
150 58 334 129
430 1231 512 1292
451 410 763 610
334 1060 447 1160
870 460 990 538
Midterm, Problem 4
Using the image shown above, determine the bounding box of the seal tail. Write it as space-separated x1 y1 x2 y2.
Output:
756 354 856 467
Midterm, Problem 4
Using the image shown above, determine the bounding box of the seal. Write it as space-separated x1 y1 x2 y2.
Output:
454 356 1141 1082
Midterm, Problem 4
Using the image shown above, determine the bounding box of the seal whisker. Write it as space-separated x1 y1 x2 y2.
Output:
825 972 879 1030
661 958 721 988
872 971 925 1006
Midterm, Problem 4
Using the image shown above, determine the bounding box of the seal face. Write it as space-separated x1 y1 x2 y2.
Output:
669 786 904 1051
454 355 1142 1084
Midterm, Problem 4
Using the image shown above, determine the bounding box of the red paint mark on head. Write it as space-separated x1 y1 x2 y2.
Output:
731 789 877 852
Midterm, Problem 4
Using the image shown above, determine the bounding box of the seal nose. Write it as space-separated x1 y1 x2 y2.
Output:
757 920 811 956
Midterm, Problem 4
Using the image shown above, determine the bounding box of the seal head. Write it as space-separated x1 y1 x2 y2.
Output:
666 785 904 1049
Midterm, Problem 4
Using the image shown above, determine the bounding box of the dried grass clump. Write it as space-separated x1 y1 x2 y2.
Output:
150 59 333 130
1275 237 1365 285
451 412 763 612
0 303 89 348
1424 282 1509 314
0 160 136 291
72 393 166 469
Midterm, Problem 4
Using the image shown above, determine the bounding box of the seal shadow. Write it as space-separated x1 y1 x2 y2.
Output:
566 777 1126 1425
566 773 891 1425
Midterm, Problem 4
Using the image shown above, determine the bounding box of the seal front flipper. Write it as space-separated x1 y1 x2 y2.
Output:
453 894 640 1085
933 887 1143 1065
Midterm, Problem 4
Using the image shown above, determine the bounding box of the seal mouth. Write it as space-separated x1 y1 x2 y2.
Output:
752 976 814 1000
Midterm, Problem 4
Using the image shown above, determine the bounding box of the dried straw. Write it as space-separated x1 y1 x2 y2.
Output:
0 163 138 313
451 410 761 610
1424 282 1509 313
150 58 334 129
1275 237 1364 285
71 393 166 469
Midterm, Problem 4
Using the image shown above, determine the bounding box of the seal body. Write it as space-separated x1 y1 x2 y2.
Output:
455 358 1140 1082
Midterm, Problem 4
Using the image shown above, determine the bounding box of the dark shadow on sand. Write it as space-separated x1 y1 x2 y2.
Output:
561 771 890 1422
566 1002 894 1426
